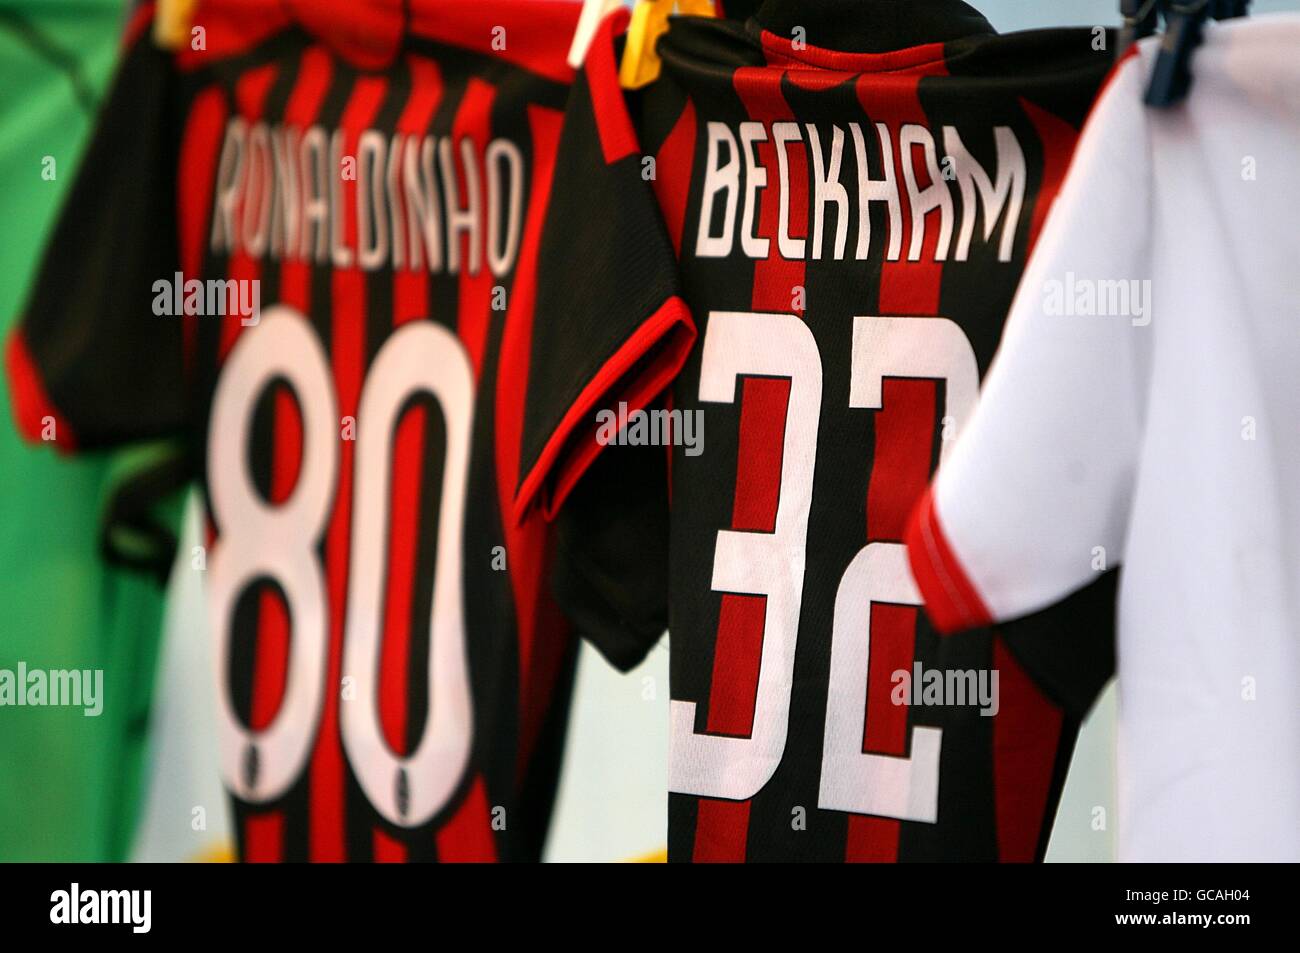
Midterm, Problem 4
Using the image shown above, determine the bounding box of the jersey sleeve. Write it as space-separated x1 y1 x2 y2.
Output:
514 12 695 522
550 433 670 671
904 53 1152 634
5 22 185 453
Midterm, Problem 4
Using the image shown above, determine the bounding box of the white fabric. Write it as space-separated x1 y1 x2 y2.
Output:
930 15 1300 862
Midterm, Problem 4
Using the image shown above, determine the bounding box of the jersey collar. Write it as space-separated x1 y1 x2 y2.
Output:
750 0 996 53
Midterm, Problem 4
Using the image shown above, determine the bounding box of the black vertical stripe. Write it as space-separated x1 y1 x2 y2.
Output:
408 66 471 864
459 76 531 855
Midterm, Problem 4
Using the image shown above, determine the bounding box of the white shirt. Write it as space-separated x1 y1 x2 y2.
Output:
905 15 1300 862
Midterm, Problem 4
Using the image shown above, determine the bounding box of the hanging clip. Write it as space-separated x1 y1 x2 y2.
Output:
1144 0 1208 107
1212 0 1251 20
1117 0 1162 60
619 0 716 90
154 0 198 51
1144 0 1251 106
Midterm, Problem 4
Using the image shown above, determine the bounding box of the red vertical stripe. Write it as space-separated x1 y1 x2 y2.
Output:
252 46 333 750
992 637 1063 861
735 68 807 316
378 405 425 757
693 798 750 863
267 392 305 505
313 73 389 863
582 9 637 163
729 377 790 533
370 392 422 871
366 55 444 866
855 63 948 317
451 77 497 379
844 816 897 863
867 379 936 541
653 99 697 259
176 85 228 378
218 62 279 865
369 55 444 866
372 833 406 864
844 602 916 863
846 381 937 863
243 814 284 863
702 379 790 738
276 46 335 312
239 46 333 864
263 43 332 529
846 63 948 863
1019 97 1080 254
219 64 277 361
688 66 809 863
370 399 423 867
704 598 768 739
393 57 445 328
249 588 290 733
434 774 498 862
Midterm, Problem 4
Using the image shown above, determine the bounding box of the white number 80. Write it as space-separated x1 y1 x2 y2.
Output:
207 306 475 828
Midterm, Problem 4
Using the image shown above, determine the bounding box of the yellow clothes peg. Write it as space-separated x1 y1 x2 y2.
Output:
154 0 198 51
619 0 716 90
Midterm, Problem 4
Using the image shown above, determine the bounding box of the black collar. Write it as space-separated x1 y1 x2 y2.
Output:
749 0 996 52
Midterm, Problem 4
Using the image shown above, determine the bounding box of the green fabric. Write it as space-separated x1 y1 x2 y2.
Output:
0 0 180 861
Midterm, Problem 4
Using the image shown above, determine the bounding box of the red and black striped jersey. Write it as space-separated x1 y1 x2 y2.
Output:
7 0 582 862
516 0 1119 862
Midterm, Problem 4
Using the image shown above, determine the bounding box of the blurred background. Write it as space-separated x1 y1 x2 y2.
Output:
2 0 1296 863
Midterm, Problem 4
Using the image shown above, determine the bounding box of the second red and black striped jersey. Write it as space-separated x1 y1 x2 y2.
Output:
8 0 582 861
516 0 1119 862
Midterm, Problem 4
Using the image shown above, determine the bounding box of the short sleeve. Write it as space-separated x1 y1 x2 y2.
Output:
550 431 670 672
515 13 695 522
905 52 1152 633
6 23 185 453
